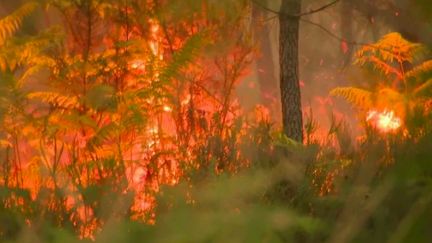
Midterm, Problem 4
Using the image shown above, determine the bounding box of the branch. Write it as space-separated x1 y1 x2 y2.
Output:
251 0 280 16
259 14 370 46
298 19 403 59
299 0 340 17
299 18 371 46
251 0 340 18
255 4 404 58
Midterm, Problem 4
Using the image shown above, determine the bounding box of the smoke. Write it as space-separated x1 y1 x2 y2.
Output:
237 0 430 140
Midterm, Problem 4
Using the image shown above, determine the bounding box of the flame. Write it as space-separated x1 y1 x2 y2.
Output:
366 109 402 133
130 59 145 70
163 105 172 112
1 7 255 239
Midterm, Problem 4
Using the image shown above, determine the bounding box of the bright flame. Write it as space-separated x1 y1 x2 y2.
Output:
130 59 145 70
366 109 402 133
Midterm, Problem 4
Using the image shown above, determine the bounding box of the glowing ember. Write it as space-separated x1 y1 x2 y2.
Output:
366 109 402 133
130 59 145 70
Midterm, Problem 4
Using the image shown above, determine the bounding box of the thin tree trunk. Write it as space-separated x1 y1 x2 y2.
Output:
341 0 353 67
252 3 278 111
279 0 303 142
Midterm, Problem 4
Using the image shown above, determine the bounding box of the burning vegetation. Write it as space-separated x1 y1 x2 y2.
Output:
0 0 432 242
366 109 402 133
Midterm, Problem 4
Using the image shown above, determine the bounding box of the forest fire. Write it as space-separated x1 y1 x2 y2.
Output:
2 0 432 242
366 109 402 133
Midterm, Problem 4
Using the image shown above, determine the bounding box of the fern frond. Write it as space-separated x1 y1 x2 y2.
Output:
87 123 119 151
28 92 80 110
84 84 116 111
0 27 61 72
356 32 421 65
121 105 147 130
360 56 403 80
413 79 432 98
0 2 38 45
159 33 205 83
18 57 56 86
406 60 432 80
330 87 372 109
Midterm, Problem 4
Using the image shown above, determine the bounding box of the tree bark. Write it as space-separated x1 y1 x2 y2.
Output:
279 0 303 143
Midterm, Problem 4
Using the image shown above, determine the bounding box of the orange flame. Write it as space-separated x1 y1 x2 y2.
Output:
366 109 402 133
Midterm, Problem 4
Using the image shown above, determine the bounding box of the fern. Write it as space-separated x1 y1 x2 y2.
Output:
413 79 432 98
330 87 372 110
406 60 432 81
28 92 80 110
87 122 120 151
356 32 421 65
0 27 60 72
363 56 403 79
0 2 38 45
18 56 56 86
333 33 432 119
159 33 205 84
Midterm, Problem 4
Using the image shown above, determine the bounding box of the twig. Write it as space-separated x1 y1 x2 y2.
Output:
299 18 371 46
298 0 340 17
260 14 373 47
300 18 403 56
251 0 340 18
258 14 403 60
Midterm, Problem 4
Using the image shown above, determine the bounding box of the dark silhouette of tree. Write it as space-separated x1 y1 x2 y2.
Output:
253 0 340 143
279 0 303 142
252 2 279 115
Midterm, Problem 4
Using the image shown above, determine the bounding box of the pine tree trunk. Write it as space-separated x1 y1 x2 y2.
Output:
279 0 303 142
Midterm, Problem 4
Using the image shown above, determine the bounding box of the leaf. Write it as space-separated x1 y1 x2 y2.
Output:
356 32 422 65
159 33 205 83
87 123 119 151
28 91 80 110
413 79 432 98
330 87 372 110
64 113 98 130
0 2 38 45
406 60 432 80
84 84 117 111
0 27 61 72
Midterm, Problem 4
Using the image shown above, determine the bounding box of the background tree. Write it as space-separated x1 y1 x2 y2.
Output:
251 1 279 114
279 0 304 143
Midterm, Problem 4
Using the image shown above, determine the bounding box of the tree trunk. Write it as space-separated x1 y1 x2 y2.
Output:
279 0 303 143
252 3 278 111
341 0 354 67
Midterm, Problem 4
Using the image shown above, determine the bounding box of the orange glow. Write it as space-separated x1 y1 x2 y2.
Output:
0 1 258 239
163 105 172 112
366 109 402 133
130 59 145 70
